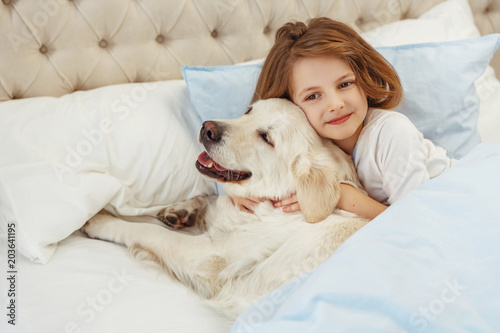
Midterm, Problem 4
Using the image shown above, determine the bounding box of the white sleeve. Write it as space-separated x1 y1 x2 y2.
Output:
376 115 431 205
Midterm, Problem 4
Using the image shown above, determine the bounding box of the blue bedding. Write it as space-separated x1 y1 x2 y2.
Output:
231 143 500 333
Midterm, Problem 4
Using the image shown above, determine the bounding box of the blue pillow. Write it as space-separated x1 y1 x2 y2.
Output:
181 62 263 121
182 34 500 159
376 34 500 159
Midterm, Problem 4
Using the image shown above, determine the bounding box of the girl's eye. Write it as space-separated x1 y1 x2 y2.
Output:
305 93 319 101
339 81 353 89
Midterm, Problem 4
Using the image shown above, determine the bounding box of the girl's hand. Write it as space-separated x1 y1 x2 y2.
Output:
230 196 266 214
272 193 301 213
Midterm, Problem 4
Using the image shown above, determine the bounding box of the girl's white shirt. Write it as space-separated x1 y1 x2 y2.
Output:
353 108 455 205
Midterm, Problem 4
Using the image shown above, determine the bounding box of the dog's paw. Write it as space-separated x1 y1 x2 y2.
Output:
81 214 113 240
157 207 199 230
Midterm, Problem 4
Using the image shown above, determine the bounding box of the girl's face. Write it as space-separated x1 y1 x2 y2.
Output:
290 56 368 154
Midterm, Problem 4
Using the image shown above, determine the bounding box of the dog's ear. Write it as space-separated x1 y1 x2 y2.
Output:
291 152 341 223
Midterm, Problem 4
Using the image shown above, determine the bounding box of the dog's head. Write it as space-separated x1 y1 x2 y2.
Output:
196 98 356 223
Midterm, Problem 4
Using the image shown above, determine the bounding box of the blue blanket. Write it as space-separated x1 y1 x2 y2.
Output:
232 143 500 333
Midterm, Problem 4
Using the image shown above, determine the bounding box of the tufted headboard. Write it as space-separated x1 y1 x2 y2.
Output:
1 0 499 101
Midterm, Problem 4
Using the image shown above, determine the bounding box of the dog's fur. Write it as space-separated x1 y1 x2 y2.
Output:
82 98 369 319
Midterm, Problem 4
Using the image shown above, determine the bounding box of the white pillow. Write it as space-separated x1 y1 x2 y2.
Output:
0 80 216 263
361 0 481 44
361 0 500 143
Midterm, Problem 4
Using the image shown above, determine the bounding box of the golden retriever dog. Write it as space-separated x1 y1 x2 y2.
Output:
82 98 369 319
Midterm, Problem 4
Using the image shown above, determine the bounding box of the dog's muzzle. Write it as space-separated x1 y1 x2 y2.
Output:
196 121 252 183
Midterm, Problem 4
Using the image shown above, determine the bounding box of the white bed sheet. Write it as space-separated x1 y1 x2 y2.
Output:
3 223 231 333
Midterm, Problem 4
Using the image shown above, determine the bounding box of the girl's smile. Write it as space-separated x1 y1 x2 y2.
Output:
327 113 352 125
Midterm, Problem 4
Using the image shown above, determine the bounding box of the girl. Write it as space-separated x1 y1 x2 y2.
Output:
232 17 454 220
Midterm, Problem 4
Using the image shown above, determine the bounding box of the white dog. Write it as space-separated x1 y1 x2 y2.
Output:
82 98 369 319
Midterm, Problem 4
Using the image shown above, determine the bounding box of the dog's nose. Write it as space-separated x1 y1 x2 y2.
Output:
200 121 222 143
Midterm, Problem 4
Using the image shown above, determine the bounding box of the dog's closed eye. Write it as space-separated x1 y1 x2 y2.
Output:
259 131 274 147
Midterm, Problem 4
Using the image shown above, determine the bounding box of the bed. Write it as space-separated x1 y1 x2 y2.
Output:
1 0 499 332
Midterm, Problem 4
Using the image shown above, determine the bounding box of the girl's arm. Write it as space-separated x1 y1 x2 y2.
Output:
273 184 387 220
337 183 387 220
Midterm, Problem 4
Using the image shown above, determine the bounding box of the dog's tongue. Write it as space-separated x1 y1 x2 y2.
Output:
198 151 212 165
197 151 227 171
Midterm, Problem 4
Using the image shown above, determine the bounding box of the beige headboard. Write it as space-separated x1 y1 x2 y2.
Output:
1 0 499 102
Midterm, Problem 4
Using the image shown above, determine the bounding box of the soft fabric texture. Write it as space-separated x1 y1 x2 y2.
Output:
360 0 500 144
376 34 499 158
231 143 500 333
0 80 216 263
354 109 454 205
11 228 231 333
361 0 481 45
1 0 459 101
182 63 263 122
183 34 499 160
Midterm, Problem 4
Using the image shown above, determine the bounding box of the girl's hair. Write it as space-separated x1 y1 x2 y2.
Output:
253 17 403 109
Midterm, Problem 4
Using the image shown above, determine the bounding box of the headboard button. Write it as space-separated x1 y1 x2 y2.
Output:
99 39 108 48
39 45 48 54
156 35 165 44
211 30 218 38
